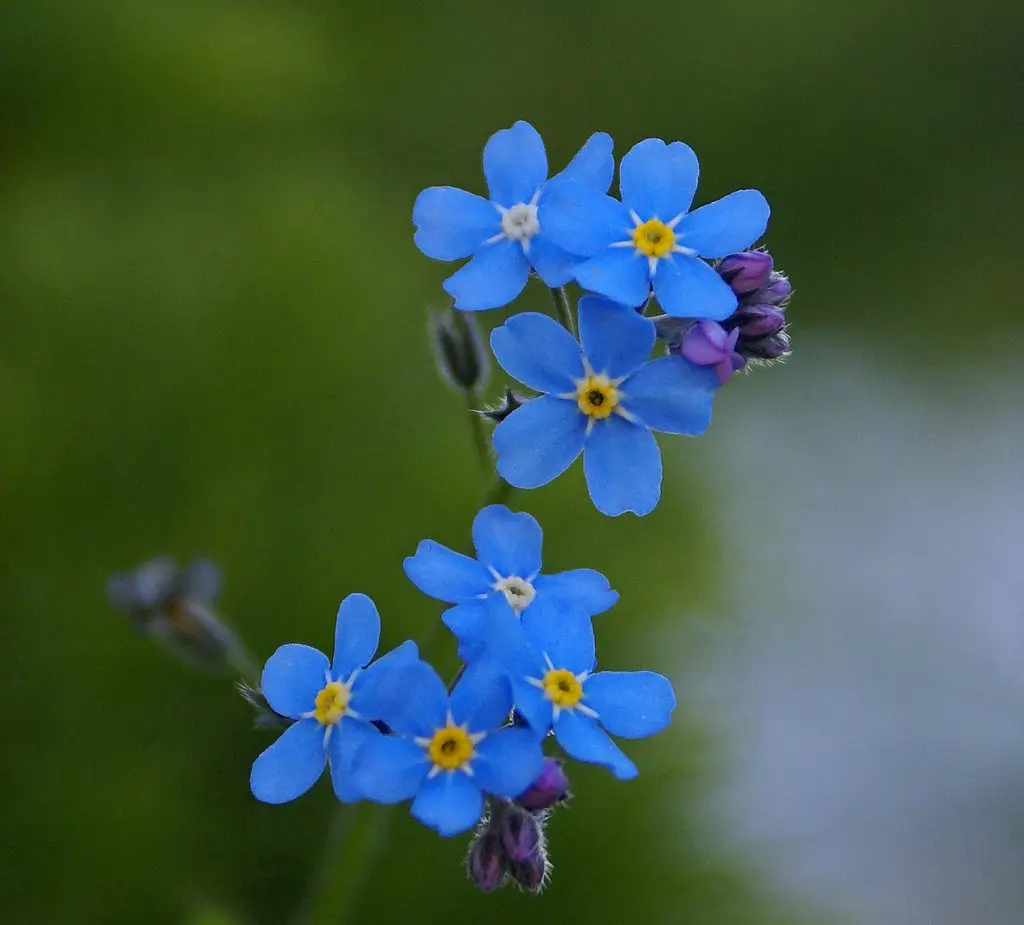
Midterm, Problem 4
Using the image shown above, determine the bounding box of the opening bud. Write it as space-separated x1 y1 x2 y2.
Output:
515 757 570 811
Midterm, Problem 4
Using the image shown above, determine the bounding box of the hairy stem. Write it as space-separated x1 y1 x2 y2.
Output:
465 389 491 479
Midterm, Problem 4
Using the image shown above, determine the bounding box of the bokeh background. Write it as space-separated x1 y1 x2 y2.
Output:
2 1 1021 923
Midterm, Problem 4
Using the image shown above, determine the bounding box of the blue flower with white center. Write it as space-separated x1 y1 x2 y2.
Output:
483 598 676 780
249 593 418 805
413 121 614 311
404 504 618 661
539 137 770 320
351 661 544 836
490 295 718 516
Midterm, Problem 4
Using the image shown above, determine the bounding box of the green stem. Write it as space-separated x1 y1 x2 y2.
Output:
465 389 491 479
550 286 575 336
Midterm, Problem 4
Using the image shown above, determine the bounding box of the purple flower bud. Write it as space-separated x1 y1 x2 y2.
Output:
731 305 786 339
742 330 791 361
499 805 543 863
680 320 743 385
717 251 774 295
508 856 548 893
467 831 507 893
515 758 570 812
759 272 792 305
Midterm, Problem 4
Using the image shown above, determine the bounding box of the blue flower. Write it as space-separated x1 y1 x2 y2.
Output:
351 661 544 836
490 296 718 516
484 599 676 780
249 594 418 805
539 138 770 320
404 504 618 660
413 121 614 311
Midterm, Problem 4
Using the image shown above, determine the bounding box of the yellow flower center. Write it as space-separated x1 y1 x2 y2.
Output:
312 681 349 726
632 219 675 258
427 725 476 770
543 669 583 709
575 373 620 419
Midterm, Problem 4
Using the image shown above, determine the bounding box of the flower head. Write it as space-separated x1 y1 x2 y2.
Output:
718 250 792 364
352 661 543 836
249 594 418 804
539 138 770 319
413 121 614 310
404 504 618 660
490 296 718 516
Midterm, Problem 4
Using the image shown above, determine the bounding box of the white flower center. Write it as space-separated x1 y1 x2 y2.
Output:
493 575 536 612
500 202 540 242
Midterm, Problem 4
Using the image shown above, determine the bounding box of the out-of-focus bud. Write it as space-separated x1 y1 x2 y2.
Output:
742 329 791 361
680 320 745 385
478 386 526 424
717 251 774 295
730 304 786 339
466 829 508 893
507 854 548 893
499 805 543 863
515 757 570 812
430 303 489 392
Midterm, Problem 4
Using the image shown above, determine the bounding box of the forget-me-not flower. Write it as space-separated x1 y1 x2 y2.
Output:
404 504 618 660
539 138 770 319
249 593 418 804
351 661 543 836
484 598 676 780
413 121 614 310
490 295 718 516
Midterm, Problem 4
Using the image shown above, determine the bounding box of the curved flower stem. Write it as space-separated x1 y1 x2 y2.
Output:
550 286 575 335
465 389 491 479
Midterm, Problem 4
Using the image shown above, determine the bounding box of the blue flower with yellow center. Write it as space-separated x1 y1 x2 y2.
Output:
404 504 618 660
483 598 676 780
490 295 718 516
539 137 770 319
249 593 418 804
413 121 614 310
351 662 544 836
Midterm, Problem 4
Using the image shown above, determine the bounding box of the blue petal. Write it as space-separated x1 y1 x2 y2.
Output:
583 671 676 739
538 180 631 256
472 727 544 798
534 568 618 616
553 710 638 780
578 295 655 379
412 187 499 260
677 189 770 258
620 356 717 435
493 396 586 490
490 312 584 394
250 718 326 804
619 138 699 221
351 733 428 804
411 770 484 837
583 416 662 517
404 540 491 602
444 240 531 311
450 661 514 731
441 600 489 661
483 121 548 206
357 661 448 738
350 639 419 718
527 233 580 287
332 593 381 678
511 678 553 733
472 504 543 578
573 247 651 307
328 718 381 803
521 606 596 675
550 131 614 193
479 595 543 680
653 255 737 321
261 644 329 719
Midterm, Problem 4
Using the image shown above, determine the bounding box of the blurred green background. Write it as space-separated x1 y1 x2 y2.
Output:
2 1 1020 923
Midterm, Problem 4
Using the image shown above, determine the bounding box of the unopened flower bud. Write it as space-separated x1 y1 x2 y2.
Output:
478 387 526 424
430 304 489 392
236 682 293 729
742 329 791 361
515 757 570 811
499 805 543 863
508 855 548 893
759 272 792 305
717 251 773 295
466 830 507 893
729 304 786 339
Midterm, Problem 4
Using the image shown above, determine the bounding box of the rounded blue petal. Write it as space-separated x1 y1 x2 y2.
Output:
483 121 548 206
534 568 618 616
441 600 489 661
538 180 630 257
553 710 638 780
357 661 448 738
550 131 615 193
676 189 770 258
261 644 329 719
413 187 499 261
511 678 552 733
349 639 419 718
573 247 651 307
619 138 699 221
578 295 655 379
521 606 596 675
411 770 484 837
490 312 584 394
328 718 381 803
332 593 381 678
472 727 544 798
250 718 326 804
653 255 737 320
351 733 428 804
583 416 662 517
527 233 579 287
620 356 717 435
404 540 491 602
450 661 514 731
583 670 676 739
479 595 543 679
444 240 531 311
493 396 586 490
472 504 543 578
